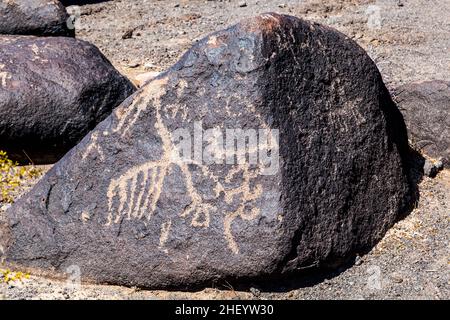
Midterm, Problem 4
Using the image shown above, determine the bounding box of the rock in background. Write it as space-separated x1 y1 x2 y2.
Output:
395 80 450 165
0 0 74 37
1 14 412 289
0 35 136 163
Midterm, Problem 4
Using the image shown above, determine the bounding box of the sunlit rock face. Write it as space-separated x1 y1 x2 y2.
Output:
0 13 412 289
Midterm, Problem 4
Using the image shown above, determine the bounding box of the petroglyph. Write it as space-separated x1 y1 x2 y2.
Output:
31 44 39 55
80 77 269 254
0 64 11 88
81 131 105 161
328 97 367 133
113 78 169 138
159 219 172 249
0 72 11 87
222 165 263 254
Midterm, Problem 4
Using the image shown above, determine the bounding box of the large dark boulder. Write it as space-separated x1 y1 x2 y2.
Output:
0 14 412 289
0 0 74 37
0 35 136 163
395 80 450 163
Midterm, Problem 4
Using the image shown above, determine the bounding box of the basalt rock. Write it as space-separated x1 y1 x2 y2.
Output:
0 0 74 37
395 80 450 164
0 14 412 289
0 35 136 163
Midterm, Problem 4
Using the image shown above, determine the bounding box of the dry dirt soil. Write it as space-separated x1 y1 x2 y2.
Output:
0 0 449 300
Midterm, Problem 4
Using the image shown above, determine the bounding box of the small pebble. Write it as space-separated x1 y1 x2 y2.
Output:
423 159 437 177
250 287 261 297
1 204 11 211
121 29 134 40
126 62 140 68
392 276 403 283
144 62 157 70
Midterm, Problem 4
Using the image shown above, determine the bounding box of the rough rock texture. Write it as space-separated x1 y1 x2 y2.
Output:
0 0 74 37
0 35 136 163
395 80 450 163
0 14 412 289
59 0 101 5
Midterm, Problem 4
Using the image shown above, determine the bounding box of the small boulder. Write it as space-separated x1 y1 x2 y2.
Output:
0 35 136 163
395 80 450 163
1 14 412 289
423 159 437 178
435 158 444 171
0 0 74 37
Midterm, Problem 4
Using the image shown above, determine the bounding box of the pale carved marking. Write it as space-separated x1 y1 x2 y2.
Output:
0 64 11 88
0 72 10 87
81 131 105 161
82 77 266 254
159 219 172 249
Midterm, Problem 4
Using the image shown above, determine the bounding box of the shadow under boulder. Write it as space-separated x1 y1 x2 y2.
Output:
0 35 136 164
